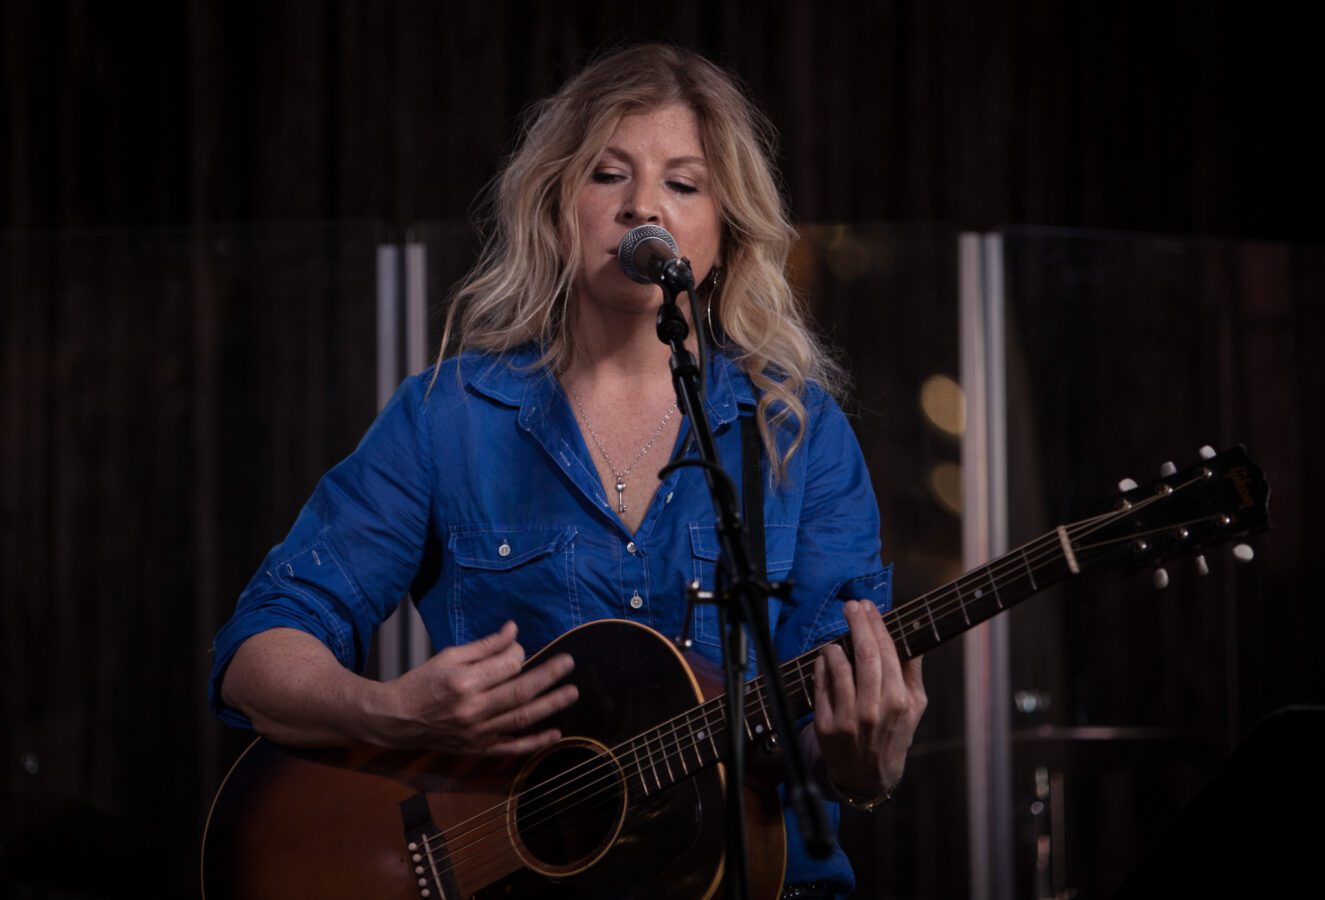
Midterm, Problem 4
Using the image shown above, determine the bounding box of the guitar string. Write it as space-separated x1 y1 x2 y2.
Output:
426 511 1104 856
429 495 1160 858
426 535 1171 880
426 523 1181 883
424 502 1208 879
422 491 1211 875
423 484 1218 875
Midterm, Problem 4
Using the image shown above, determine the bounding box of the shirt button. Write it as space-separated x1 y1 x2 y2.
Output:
629 592 644 609
497 541 511 557
626 542 637 555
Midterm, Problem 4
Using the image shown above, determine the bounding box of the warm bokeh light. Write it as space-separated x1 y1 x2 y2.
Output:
928 461 962 516
920 373 965 437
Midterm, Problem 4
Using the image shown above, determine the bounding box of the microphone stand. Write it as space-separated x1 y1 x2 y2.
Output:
653 261 832 900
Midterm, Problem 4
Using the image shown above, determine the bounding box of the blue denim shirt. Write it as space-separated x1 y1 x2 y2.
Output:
210 345 891 892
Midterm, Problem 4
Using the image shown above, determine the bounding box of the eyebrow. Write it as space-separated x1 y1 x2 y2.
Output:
600 146 708 168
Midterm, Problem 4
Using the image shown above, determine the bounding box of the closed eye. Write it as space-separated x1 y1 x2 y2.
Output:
668 181 698 195
591 171 625 184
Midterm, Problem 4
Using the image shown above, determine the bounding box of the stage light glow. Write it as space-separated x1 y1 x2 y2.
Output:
928 462 962 516
920 374 965 436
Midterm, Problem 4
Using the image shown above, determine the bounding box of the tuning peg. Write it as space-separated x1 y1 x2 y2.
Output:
1232 543 1255 563
1153 567 1170 589
1118 477 1138 492
1160 461 1177 476
1199 445 1217 460
1195 554 1210 576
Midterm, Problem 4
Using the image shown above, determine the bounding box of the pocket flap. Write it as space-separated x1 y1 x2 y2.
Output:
449 527 575 571
688 523 797 573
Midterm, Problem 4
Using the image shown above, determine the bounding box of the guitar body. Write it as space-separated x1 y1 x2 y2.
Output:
204 448 1271 898
201 620 787 899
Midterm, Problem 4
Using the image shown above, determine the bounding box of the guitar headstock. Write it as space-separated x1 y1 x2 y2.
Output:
1071 445 1270 578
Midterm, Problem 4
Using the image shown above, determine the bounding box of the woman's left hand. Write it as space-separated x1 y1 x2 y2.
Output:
810 599 927 798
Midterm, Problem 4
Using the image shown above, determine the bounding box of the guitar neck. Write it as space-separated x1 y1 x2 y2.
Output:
619 528 1077 798
623 445 1269 796
771 526 1078 726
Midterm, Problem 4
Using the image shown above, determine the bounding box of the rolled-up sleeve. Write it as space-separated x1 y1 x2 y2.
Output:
208 376 434 727
774 389 892 662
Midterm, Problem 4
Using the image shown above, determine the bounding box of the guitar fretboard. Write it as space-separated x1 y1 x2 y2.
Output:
620 529 1077 798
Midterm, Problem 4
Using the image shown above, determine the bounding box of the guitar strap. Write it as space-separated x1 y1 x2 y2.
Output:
741 412 766 579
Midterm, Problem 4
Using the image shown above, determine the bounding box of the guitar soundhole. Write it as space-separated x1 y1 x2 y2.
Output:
511 739 626 876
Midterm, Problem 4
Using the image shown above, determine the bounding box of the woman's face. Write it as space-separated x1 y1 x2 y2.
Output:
571 103 723 317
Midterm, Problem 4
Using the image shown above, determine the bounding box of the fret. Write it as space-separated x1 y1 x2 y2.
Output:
756 682 773 735
632 741 651 797
676 716 691 775
1021 546 1038 591
955 583 972 626
637 733 661 793
691 710 711 768
924 594 942 642
649 733 663 791
791 658 813 712
896 621 913 658
659 730 675 783
988 568 1003 609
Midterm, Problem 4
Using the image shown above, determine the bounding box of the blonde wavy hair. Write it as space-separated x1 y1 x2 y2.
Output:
434 43 846 480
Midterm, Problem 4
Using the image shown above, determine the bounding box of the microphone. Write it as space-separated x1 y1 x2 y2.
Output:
617 225 694 290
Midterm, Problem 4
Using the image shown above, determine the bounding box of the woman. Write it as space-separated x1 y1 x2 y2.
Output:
211 43 925 897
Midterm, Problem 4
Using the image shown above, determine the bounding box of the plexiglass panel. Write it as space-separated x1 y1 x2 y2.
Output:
406 220 969 897
998 227 1325 897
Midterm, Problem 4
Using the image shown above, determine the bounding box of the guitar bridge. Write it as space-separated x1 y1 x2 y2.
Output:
401 792 454 899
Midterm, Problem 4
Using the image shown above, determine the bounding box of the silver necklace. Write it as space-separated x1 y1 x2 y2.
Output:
569 384 678 514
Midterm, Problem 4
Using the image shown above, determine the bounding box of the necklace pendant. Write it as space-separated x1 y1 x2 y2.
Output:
615 479 626 513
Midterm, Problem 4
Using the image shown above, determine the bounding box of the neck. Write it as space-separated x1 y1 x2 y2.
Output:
564 299 698 388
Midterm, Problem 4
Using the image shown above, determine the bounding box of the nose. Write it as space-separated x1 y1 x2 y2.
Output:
619 181 661 224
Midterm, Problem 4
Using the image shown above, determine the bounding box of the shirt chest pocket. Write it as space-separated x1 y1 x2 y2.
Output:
688 522 797 652
447 526 579 648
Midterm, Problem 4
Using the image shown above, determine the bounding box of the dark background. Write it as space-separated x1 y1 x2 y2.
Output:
3 1 1323 898
4 0 1324 241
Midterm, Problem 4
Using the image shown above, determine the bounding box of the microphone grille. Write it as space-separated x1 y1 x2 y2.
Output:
617 225 678 284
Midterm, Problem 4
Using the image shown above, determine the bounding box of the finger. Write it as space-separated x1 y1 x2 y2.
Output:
484 727 563 756
813 652 835 732
480 681 579 736
902 655 926 701
866 603 905 685
463 637 530 691
846 601 883 713
823 642 856 720
445 620 518 665
478 652 575 716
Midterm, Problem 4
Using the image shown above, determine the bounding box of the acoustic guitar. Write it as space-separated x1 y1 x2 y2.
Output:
201 446 1269 899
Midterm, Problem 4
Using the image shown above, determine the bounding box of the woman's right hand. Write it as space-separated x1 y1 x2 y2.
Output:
369 621 578 755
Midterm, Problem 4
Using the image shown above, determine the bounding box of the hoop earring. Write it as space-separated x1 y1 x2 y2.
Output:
705 267 721 336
